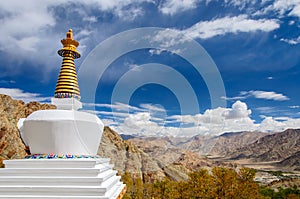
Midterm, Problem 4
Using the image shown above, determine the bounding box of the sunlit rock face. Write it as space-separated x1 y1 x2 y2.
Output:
0 94 56 167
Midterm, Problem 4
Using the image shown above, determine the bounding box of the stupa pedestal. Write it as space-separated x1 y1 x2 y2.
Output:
0 157 126 199
0 29 126 198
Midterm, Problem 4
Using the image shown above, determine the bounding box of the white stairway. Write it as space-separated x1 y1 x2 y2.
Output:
0 158 126 199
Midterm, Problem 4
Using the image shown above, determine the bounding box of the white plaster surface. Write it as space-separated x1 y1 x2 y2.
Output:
51 98 82 111
0 159 125 199
18 110 104 155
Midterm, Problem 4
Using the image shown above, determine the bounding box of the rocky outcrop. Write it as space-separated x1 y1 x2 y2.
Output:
229 129 300 162
129 136 234 181
102 130 218 181
276 151 300 171
208 131 266 157
98 127 166 181
0 94 55 167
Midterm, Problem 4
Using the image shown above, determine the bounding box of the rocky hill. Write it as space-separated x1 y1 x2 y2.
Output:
129 136 235 180
276 151 300 171
101 128 220 181
98 127 166 181
229 129 300 162
208 131 267 157
128 130 300 171
0 94 55 167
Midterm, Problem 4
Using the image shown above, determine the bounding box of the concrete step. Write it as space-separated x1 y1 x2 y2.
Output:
0 196 110 199
0 169 117 186
0 168 99 177
0 165 113 177
106 182 126 199
102 175 121 193
4 159 111 169
0 186 106 196
4 159 110 169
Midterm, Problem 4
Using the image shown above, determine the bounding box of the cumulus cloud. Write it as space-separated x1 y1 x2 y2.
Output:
0 88 50 103
222 100 251 119
101 101 255 136
258 116 300 132
184 15 280 39
159 0 198 15
97 100 300 137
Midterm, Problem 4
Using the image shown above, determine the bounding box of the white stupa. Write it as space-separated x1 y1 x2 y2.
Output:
0 29 126 199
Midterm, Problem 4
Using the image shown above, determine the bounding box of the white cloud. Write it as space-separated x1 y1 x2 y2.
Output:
226 90 289 101
159 0 198 15
0 1 58 62
258 116 300 132
280 36 300 45
289 3 300 18
83 16 98 23
221 95 246 101
222 100 251 119
256 106 276 114
139 104 166 112
0 88 50 103
103 101 256 137
97 100 300 137
151 28 191 49
289 106 300 109
273 0 300 18
289 20 295 25
184 15 280 39
258 0 300 18
224 0 258 10
85 102 143 112
0 0 153 75
246 90 289 101
149 49 165 55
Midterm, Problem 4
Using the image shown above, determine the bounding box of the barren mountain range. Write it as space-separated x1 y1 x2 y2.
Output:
229 129 300 162
0 94 299 182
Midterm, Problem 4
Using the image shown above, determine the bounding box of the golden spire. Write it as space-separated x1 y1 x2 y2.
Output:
55 29 81 100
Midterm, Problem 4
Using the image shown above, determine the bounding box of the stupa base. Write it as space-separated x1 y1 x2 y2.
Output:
0 157 126 199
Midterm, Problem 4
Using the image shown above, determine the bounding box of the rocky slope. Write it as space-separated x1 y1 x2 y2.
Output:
100 128 215 181
129 136 237 180
98 127 166 181
229 129 300 162
276 151 300 171
0 94 55 167
129 131 267 158
208 131 267 157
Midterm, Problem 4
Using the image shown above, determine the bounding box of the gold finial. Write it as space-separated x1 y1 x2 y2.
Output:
57 29 81 59
54 29 81 99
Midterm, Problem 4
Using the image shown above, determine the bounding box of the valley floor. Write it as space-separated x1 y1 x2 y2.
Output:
207 156 300 185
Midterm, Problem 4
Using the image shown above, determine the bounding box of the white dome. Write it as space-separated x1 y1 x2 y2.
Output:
19 109 104 155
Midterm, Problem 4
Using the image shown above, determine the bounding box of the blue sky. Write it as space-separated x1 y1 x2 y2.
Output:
0 0 300 137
